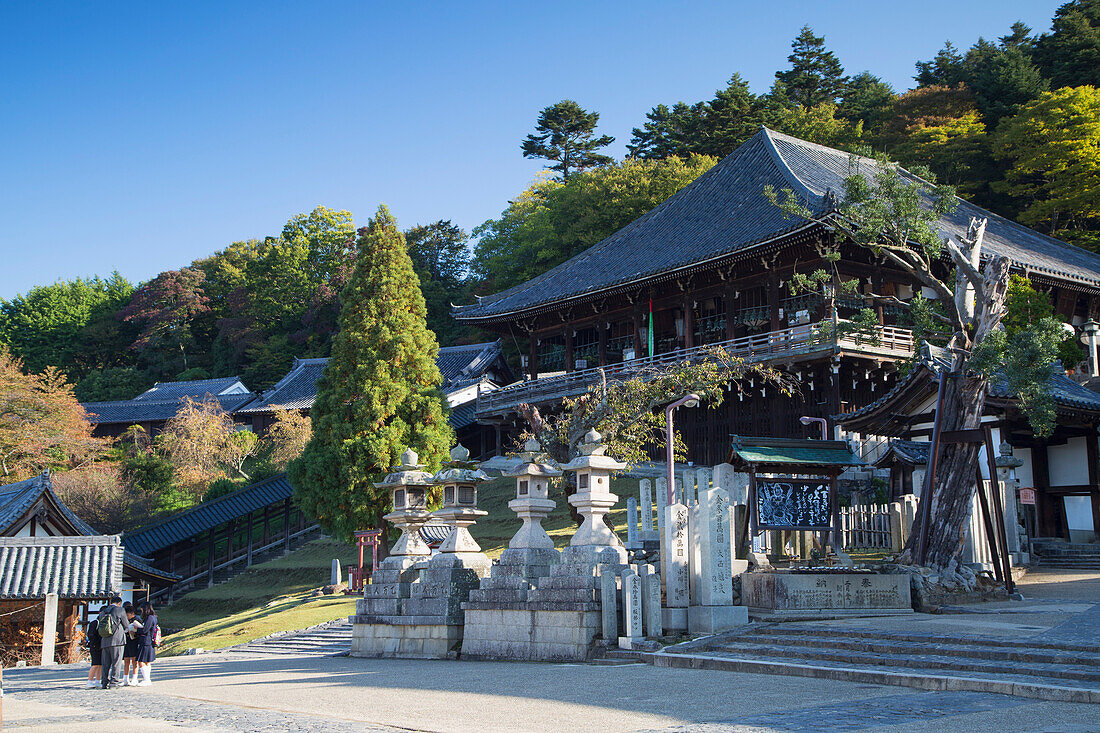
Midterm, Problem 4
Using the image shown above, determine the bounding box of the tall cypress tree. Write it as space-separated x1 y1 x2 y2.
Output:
289 205 453 542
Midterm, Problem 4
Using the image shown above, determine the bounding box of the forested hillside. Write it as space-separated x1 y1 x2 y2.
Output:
3 0 1099 401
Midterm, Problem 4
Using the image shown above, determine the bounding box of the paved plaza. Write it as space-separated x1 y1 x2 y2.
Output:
3 651 1100 732
5 568 1100 732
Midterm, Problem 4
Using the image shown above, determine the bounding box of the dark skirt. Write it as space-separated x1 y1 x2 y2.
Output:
136 642 156 664
89 647 102 666
124 637 139 658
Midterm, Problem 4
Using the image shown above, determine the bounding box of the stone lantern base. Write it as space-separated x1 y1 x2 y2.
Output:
462 545 627 661
351 551 491 659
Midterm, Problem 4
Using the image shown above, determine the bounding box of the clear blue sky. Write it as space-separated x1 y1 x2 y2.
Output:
0 1 1061 299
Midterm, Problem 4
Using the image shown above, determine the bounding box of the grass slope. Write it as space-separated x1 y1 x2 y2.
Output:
158 475 641 655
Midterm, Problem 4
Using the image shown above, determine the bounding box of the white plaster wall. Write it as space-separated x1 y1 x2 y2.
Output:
1014 446 1035 488
1064 496 1094 531
1048 437 1091 487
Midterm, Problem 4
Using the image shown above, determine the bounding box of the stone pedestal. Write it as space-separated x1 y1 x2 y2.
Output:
687 604 748 634
741 571 913 619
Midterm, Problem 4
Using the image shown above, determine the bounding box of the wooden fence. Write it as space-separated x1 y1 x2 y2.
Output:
839 504 893 550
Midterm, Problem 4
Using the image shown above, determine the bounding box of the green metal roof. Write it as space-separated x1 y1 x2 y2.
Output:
729 436 864 469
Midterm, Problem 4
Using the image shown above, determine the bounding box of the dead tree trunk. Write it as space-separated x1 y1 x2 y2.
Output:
904 370 986 569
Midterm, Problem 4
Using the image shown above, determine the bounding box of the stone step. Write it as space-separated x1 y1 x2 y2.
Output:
713 640 1100 685
651 649 1100 703
233 622 352 656
748 624 1100 655
733 631 1100 667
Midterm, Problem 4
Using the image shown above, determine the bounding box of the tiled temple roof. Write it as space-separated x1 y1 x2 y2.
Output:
454 128 1100 323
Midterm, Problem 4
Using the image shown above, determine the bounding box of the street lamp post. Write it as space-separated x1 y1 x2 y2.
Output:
800 415 829 440
666 393 700 505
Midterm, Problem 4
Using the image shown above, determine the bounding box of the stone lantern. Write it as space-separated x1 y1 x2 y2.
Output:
560 429 626 561
431 444 489 559
374 448 434 568
504 438 561 550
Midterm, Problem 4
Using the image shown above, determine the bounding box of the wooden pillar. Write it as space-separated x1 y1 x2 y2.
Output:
725 291 737 340
246 510 255 567
598 322 607 366
283 499 291 552
207 528 216 587
683 298 694 349
1032 444 1063 539
262 505 270 548
828 358 842 439
768 273 781 332
872 272 885 325
564 328 574 373
528 335 539 380
1088 432 1100 538
40 592 58 665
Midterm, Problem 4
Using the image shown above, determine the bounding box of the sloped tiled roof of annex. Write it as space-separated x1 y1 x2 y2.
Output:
838 343 1100 430
83 393 256 425
454 128 1100 322
237 342 505 415
123 473 297 557
133 376 248 402
0 535 124 599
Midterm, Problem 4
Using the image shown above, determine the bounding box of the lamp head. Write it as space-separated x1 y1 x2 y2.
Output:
683 393 700 408
799 416 813 426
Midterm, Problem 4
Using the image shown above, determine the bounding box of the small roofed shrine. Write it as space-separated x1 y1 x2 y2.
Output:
728 436 864 559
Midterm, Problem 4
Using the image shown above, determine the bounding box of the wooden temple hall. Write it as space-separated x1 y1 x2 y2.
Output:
454 129 1100 538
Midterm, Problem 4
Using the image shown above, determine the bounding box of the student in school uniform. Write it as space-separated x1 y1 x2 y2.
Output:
121 602 140 686
98 596 128 689
85 613 102 688
133 601 158 686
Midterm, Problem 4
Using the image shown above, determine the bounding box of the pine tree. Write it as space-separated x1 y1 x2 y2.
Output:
522 100 615 180
775 26 848 107
288 205 453 542
1035 0 1100 89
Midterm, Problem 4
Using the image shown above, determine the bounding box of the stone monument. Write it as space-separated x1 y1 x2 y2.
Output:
687 486 748 633
662 501 690 631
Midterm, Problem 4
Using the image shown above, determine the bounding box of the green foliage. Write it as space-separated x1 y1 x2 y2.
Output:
1035 0 1100 89
839 72 897 136
121 450 174 496
0 273 133 376
628 74 767 159
1003 275 1087 368
289 205 453 541
527 348 789 468
74 366 152 402
205 477 239 501
120 268 211 375
405 220 473 345
775 25 849 107
994 86 1100 250
473 155 715 292
522 100 614 180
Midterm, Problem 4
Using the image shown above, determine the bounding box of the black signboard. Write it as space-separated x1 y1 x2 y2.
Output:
754 477 832 530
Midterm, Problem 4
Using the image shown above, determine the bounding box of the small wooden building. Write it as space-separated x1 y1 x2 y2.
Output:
0 534 123 666
0 473 178 609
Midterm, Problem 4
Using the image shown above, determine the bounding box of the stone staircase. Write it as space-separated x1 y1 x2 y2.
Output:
653 625 1100 702
233 620 352 656
1032 540 1100 570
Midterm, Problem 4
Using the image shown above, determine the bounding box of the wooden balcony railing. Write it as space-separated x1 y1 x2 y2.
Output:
476 321 914 417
